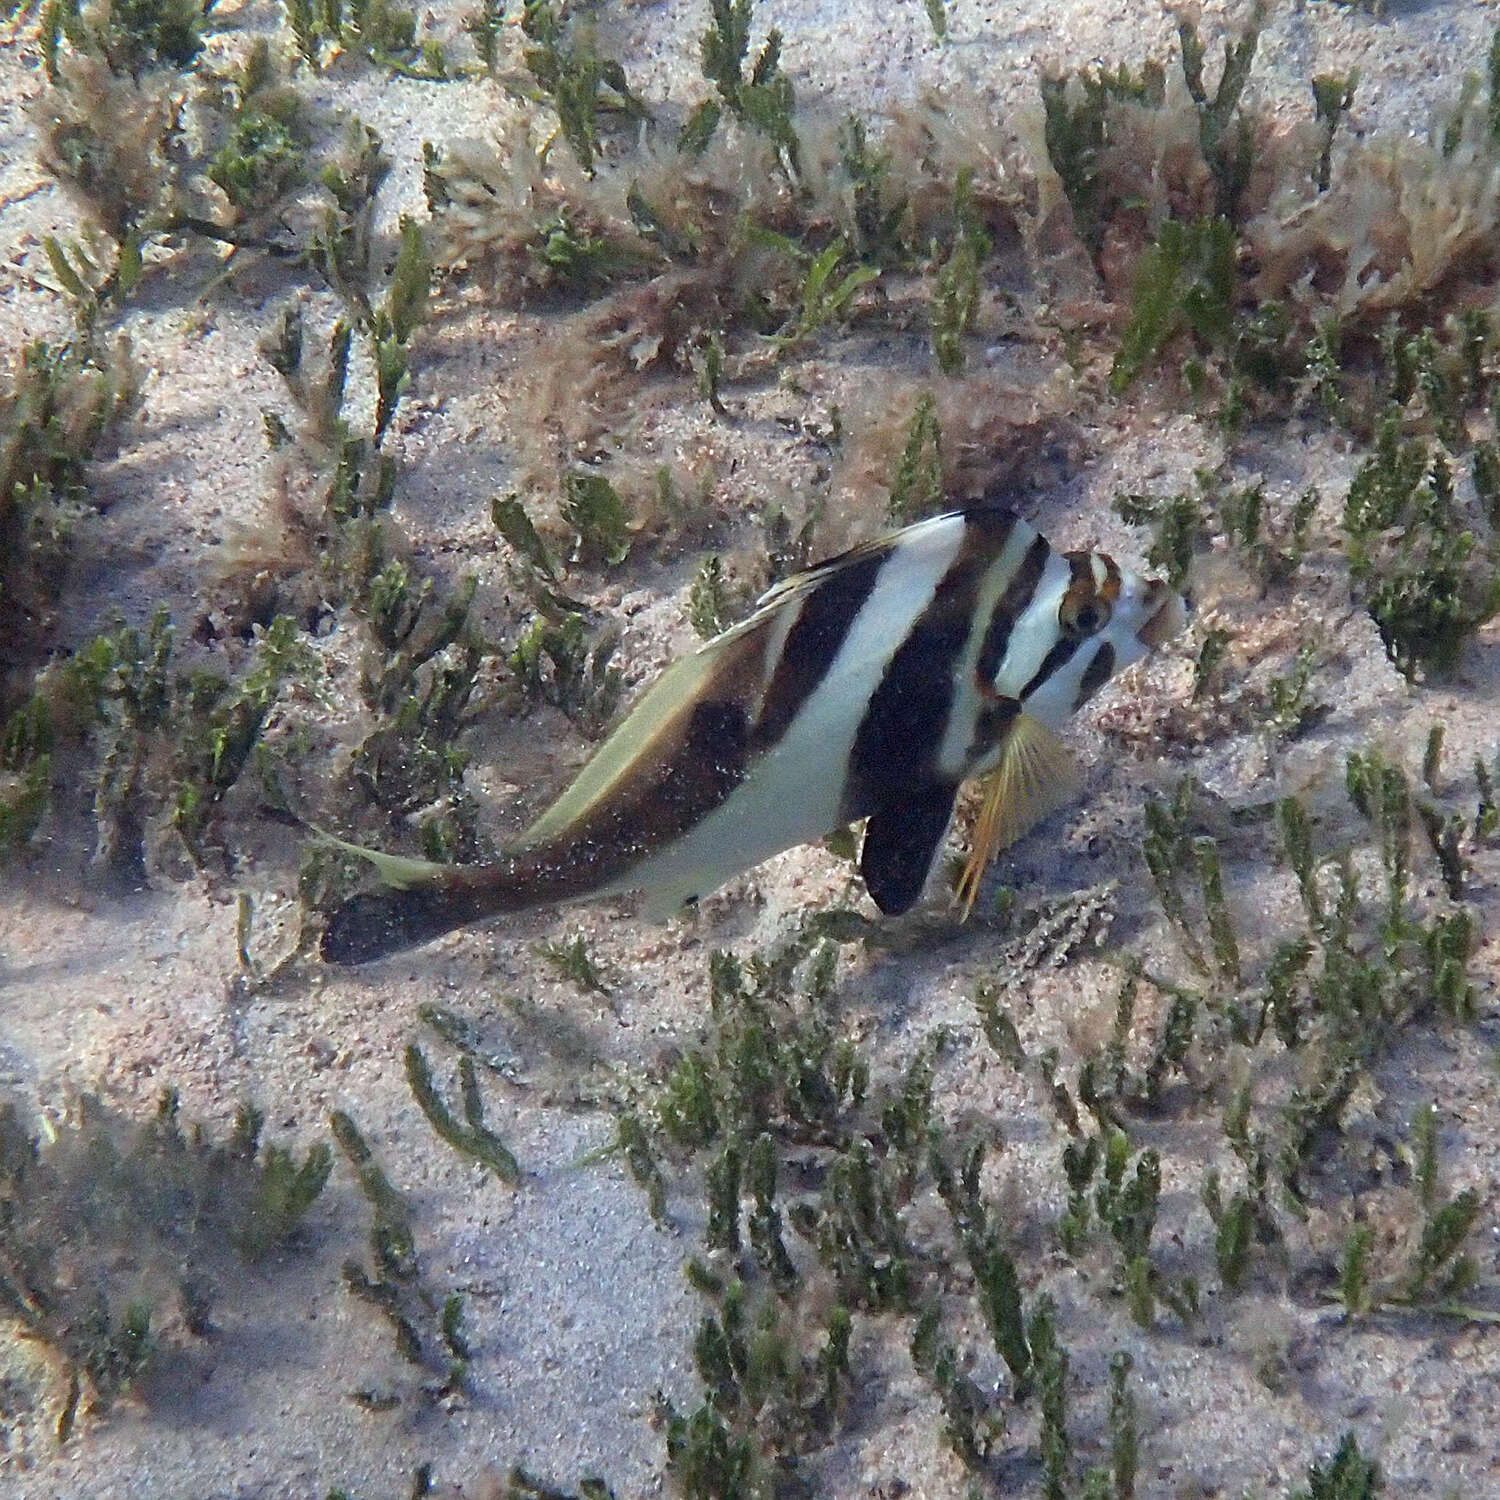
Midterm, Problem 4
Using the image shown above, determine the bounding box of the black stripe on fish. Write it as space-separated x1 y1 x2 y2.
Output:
843 509 1012 821
1073 640 1116 710
1020 635 1082 701
1019 550 1101 699
752 549 886 749
975 532 1051 687
322 885 490 965
595 697 753 873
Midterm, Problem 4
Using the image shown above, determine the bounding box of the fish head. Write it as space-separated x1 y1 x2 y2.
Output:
1013 549 1186 728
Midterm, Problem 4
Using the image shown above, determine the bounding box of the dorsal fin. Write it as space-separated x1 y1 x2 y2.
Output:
752 508 978 611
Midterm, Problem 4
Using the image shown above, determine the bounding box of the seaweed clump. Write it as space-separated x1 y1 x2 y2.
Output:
604 916 1148 1495
1043 12 1500 428
1039 3 1267 280
1246 46 1500 331
1342 409 1500 682
1 606 317 872
422 7 1028 507
331 1110 472 1405
0 1091 329 1437
1053 756 1491 1320
283 0 448 78
35 9 319 287
0 333 139 712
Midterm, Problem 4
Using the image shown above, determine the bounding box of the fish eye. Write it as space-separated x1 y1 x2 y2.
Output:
1061 596 1111 638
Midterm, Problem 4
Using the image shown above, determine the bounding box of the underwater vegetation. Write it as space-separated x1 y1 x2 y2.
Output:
0 331 138 711
512 722 1490 1494
10 0 1498 865
0 1091 328 1437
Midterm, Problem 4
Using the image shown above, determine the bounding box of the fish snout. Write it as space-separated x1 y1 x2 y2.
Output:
1136 579 1188 650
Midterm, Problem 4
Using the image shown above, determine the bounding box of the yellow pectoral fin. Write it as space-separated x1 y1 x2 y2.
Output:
955 713 1082 919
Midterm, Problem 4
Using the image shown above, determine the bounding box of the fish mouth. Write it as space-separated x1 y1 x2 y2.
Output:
1137 584 1187 650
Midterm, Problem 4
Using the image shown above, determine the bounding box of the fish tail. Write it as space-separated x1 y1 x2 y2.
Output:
316 836 601 965
319 882 499 965
316 837 548 964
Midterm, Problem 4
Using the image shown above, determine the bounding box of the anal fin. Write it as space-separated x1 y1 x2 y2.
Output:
860 781 959 917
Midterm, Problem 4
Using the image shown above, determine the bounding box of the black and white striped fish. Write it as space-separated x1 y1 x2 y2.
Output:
320 505 1184 965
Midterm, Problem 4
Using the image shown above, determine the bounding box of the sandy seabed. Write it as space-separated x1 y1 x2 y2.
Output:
2 1 1500 1496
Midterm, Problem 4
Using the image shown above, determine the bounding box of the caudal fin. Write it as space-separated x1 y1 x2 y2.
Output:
320 885 488 965
314 826 602 964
